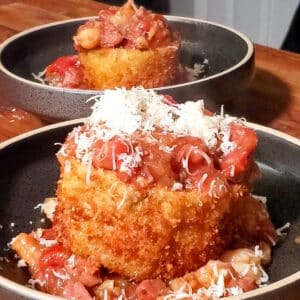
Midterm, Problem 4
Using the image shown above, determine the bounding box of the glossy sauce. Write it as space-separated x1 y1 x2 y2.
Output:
61 123 257 196
74 1 179 51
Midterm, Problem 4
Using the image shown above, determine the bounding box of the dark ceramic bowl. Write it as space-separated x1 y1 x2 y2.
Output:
0 16 254 121
0 121 299 300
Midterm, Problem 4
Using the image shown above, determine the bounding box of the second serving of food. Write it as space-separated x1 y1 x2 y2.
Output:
41 0 185 90
11 87 279 300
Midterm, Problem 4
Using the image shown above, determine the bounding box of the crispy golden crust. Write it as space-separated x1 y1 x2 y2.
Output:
78 46 179 89
54 158 250 281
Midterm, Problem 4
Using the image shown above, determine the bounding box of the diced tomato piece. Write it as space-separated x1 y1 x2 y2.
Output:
171 136 208 175
39 244 69 268
92 136 130 170
41 227 57 240
45 55 84 88
219 124 257 178
46 55 78 76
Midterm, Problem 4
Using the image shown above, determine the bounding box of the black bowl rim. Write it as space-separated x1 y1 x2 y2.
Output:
0 15 254 95
0 120 299 299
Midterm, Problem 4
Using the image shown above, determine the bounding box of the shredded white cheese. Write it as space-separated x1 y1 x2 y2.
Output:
252 194 267 204
70 88 241 164
28 278 46 287
276 222 291 236
32 69 47 84
171 182 183 191
67 254 76 269
52 269 70 280
42 197 58 221
254 245 264 258
33 228 58 247
17 259 27 268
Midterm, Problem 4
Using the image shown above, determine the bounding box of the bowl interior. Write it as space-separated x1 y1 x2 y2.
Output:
0 17 250 83
0 123 299 293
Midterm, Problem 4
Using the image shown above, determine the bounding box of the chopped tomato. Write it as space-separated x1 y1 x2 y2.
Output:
41 227 57 240
171 136 208 175
124 9 174 48
65 123 256 191
76 1 177 50
45 55 84 88
46 55 78 76
92 136 130 170
219 123 257 179
39 244 69 268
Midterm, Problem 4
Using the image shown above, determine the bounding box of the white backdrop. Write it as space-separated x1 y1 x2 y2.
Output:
170 0 300 49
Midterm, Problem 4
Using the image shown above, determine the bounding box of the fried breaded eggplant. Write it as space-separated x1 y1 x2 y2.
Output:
78 46 179 89
74 0 180 89
54 157 250 280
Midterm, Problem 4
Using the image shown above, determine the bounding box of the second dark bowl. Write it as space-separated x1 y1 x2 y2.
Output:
0 16 254 121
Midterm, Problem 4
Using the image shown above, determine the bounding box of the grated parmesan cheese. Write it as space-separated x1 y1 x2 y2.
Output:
32 69 47 85
70 88 241 164
52 269 70 280
254 245 264 258
171 182 183 191
276 222 291 236
28 278 46 287
42 197 58 221
67 254 76 269
252 194 267 204
17 259 27 268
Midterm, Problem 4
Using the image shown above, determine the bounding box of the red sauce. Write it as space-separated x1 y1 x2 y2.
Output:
61 122 257 195
75 1 179 51
29 231 265 299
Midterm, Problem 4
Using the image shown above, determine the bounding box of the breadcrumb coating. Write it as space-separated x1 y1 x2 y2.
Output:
54 157 251 281
79 46 179 89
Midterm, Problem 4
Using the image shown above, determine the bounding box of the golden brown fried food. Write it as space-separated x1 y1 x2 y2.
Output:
54 157 250 281
79 46 179 89
52 88 277 284
74 0 180 89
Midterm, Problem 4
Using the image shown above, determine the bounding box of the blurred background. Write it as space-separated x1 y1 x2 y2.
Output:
101 0 300 53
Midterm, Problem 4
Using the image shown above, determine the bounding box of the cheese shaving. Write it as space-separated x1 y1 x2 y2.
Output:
276 222 291 236
71 88 240 163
